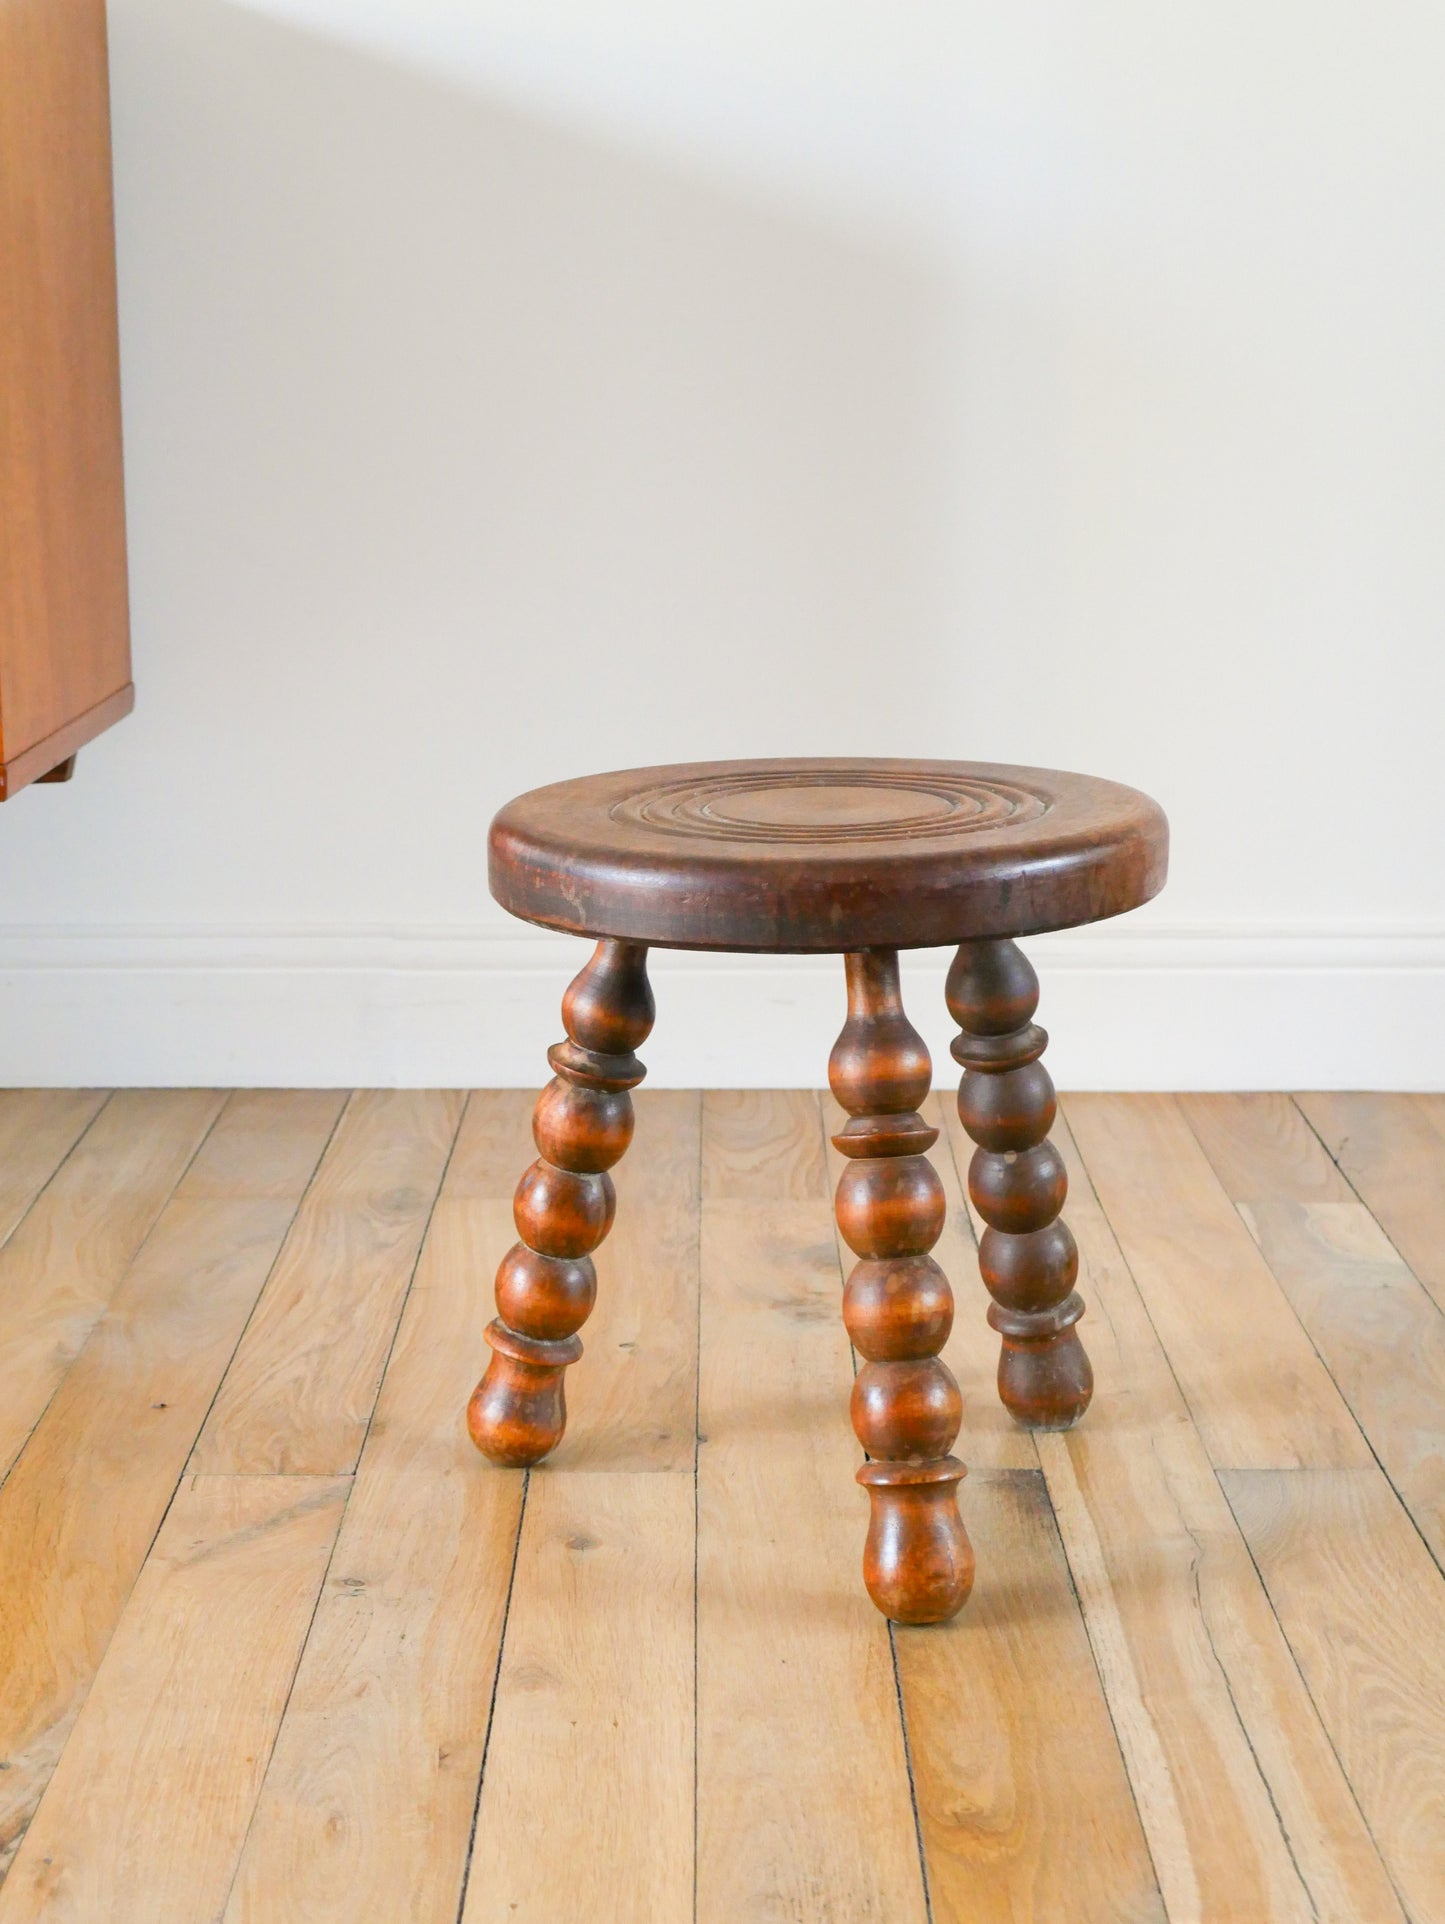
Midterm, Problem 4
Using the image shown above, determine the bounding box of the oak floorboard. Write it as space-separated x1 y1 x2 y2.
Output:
1418 1092 1445 1157
6 1085 1439 1921
699 1087 830 1201
1033 1110 1405 1924
0 1088 225 1482
192 1089 464 1474
0 1089 337 1884
0 1475 348 1924
1223 1467 1445 1924
174 1088 345 1200
1296 1093 1445 1314
1062 1093 1370 1471
441 1088 536 1200
0 1090 107 1247
463 1473 693 1924
221 1199 524 1924
696 1090 928 1924
898 1466 1163 1924
1183 1092 1445 1569
1181 1093 1355 1207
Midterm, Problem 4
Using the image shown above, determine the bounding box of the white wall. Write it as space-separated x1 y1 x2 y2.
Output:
0 0 1440 1087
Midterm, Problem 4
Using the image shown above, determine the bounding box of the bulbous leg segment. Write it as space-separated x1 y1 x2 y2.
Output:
991 1278 1093 1429
832 949 974 1624
467 1325 581 1466
995 1324 1093 1431
948 938 1093 1431
467 940 653 1468
858 1461 975 1625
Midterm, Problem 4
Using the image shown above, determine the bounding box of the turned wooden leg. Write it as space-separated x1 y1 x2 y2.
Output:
946 938 1092 1430
467 939 653 1466
832 949 974 1625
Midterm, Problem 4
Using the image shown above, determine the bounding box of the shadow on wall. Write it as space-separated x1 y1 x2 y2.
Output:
47 0 964 928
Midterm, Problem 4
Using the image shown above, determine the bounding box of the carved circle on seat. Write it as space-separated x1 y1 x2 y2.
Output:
489 757 1169 952
610 766 1051 844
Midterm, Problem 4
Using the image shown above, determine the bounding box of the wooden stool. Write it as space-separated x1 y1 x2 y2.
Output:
468 759 1168 1624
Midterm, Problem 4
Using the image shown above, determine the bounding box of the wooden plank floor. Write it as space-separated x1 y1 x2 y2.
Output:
0 1087 1441 1923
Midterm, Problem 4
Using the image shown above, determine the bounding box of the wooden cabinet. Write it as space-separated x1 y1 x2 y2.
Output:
0 0 132 799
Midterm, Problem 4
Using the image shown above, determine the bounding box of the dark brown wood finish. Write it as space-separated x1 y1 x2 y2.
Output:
476 759 1167 1621
490 760 1167 951
467 940 653 1466
832 950 973 1624
948 939 1093 1428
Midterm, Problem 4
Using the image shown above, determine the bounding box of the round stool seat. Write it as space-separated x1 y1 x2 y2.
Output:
489 757 1167 952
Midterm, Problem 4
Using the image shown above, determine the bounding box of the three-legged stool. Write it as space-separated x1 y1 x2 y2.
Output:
467 759 1168 1624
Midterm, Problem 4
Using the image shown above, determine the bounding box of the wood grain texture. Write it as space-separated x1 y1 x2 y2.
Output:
1063 1093 1370 1471
0 0 132 792
827 1090 1036 1472
948 939 1093 1430
1184 1092 1445 1569
0 1089 224 1480
1039 1111 1405 1924
700 1088 830 1200
1235 1199 1445 1567
442 1089 537 1199
192 1089 464 1473
897 1467 1163 1923
174 1089 345 1199
489 758 1168 950
464 1473 693 1924
836 1094 1133 1910
1 1087 1437 1920
467 945 659 1472
0 1208 293 1874
830 949 971 1623
0 1475 348 1924
1296 1092 1445 1313
926 1095 1067 1473
545 1088 700 1471
1181 1093 1354 1206
222 1200 524 1924
0 1094 337 1882
1223 1468 1445 1924
0 1090 107 1246
697 1091 928 1921
0 686 132 797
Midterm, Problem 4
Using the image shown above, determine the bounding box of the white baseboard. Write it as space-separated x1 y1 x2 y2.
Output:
0 924 1439 1090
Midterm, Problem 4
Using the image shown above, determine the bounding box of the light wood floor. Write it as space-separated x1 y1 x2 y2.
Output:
0 1087 1442 1922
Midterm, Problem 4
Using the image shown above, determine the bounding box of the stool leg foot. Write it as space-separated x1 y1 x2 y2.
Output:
467 940 653 1467
832 950 974 1625
947 939 1093 1431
